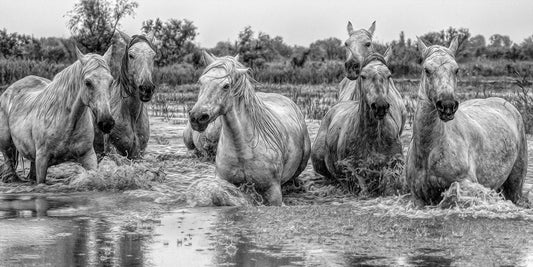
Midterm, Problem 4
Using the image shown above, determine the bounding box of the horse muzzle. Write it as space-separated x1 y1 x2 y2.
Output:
436 99 459 122
371 100 390 120
97 116 115 134
139 83 155 102
189 110 211 132
344 59 360 80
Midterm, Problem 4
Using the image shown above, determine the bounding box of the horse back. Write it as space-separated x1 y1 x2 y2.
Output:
1 76 50 113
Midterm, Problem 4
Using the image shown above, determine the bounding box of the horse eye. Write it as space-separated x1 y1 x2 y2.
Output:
425 68 431 75
454 69 459 75
84 80 92 88
365 42 371 47
361 75 367 80
129 54 134 59
222 84 230 90
345 41 349 47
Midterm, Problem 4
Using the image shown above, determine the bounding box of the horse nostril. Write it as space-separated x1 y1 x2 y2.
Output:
371 103 377 110
385 103 390 110
436 100 443 111
198 114 210 123
453 100 459 111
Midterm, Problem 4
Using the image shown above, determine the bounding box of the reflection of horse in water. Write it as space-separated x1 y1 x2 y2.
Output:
311 49 406 194
0 47 115 184
406 37 528 205
291 50 310 68
189 52 311 205
94 31 157 159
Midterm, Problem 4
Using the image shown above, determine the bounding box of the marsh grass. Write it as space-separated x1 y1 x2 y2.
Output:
337 153 407 197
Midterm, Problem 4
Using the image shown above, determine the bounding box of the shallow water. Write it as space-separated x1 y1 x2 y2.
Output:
2 194 533 266
1 116 533 266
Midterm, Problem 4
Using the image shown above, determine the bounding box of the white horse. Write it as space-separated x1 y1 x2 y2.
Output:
188 52 311 205
406 37 528 205
0 47 115 184
339 21 376 102
312 49 406 194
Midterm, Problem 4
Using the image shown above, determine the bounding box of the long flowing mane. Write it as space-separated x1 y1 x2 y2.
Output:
26 55 109 120
116 35 157 97
202 56 287 153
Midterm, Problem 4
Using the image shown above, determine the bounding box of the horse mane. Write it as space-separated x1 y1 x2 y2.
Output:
117 34 157 97
30 55 109 120
203 56 287 153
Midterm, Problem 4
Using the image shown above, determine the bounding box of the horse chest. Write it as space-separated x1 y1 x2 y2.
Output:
426 145 470 181
216 148 281 188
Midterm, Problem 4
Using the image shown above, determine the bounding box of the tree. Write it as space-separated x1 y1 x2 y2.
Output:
489 34 512 49
141 18 198 66
66 0 138 54
309 37 344 61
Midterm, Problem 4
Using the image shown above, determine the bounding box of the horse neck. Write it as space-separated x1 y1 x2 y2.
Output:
412 92 446 157
220 96 262 164
220 80 281 160
112 75 143 120
111 61 143 121
40 62 88 132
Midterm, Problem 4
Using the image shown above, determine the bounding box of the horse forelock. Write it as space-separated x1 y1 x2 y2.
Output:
422 45 455 61
201 56 287 154
350 28 372 39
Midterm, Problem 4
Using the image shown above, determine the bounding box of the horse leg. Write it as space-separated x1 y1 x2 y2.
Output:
0 145 22 183
79 149 98 171
35 151 49 184
501 142 528 205
311 126 334 180
26 161 36 182
265 182 283 206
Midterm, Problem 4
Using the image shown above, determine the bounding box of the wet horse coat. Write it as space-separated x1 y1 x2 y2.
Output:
189 52 311 205
94 33 156 159
312 51 406 189
406 38 527 205
0 47 115 183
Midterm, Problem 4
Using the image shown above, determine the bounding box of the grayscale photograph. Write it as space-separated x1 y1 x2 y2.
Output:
0 0 532 266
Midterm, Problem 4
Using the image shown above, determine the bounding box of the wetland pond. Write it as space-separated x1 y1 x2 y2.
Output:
2 117 533 266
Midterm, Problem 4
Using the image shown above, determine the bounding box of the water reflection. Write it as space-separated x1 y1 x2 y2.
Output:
2 195 533 266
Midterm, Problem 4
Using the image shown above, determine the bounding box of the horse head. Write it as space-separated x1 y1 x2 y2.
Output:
358 47 393 120
189 51 248 132
118 30 157 102
75 46 115 133
418 36 460 122
344 21 376 80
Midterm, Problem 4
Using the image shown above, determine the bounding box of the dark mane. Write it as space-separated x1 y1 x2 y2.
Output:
117 34 157 96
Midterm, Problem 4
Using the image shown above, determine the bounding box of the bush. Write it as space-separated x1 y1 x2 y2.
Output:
0 58 68 86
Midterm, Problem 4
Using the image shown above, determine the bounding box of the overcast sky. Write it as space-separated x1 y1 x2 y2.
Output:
0 0 532 47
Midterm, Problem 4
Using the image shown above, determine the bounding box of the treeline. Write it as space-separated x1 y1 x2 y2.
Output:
1 0 533 86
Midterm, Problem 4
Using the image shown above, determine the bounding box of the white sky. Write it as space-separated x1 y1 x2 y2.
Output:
0 0 532 47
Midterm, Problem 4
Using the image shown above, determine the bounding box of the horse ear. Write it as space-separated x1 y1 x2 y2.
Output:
449 36 459 55
103 45 113 65
347 21 354 35
146 30 155 43
416 37 428 55
118 30 132 44
368 21 376 36
383 46 393 63
202 50 216 65
75 46 88 65
234 54 240 61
